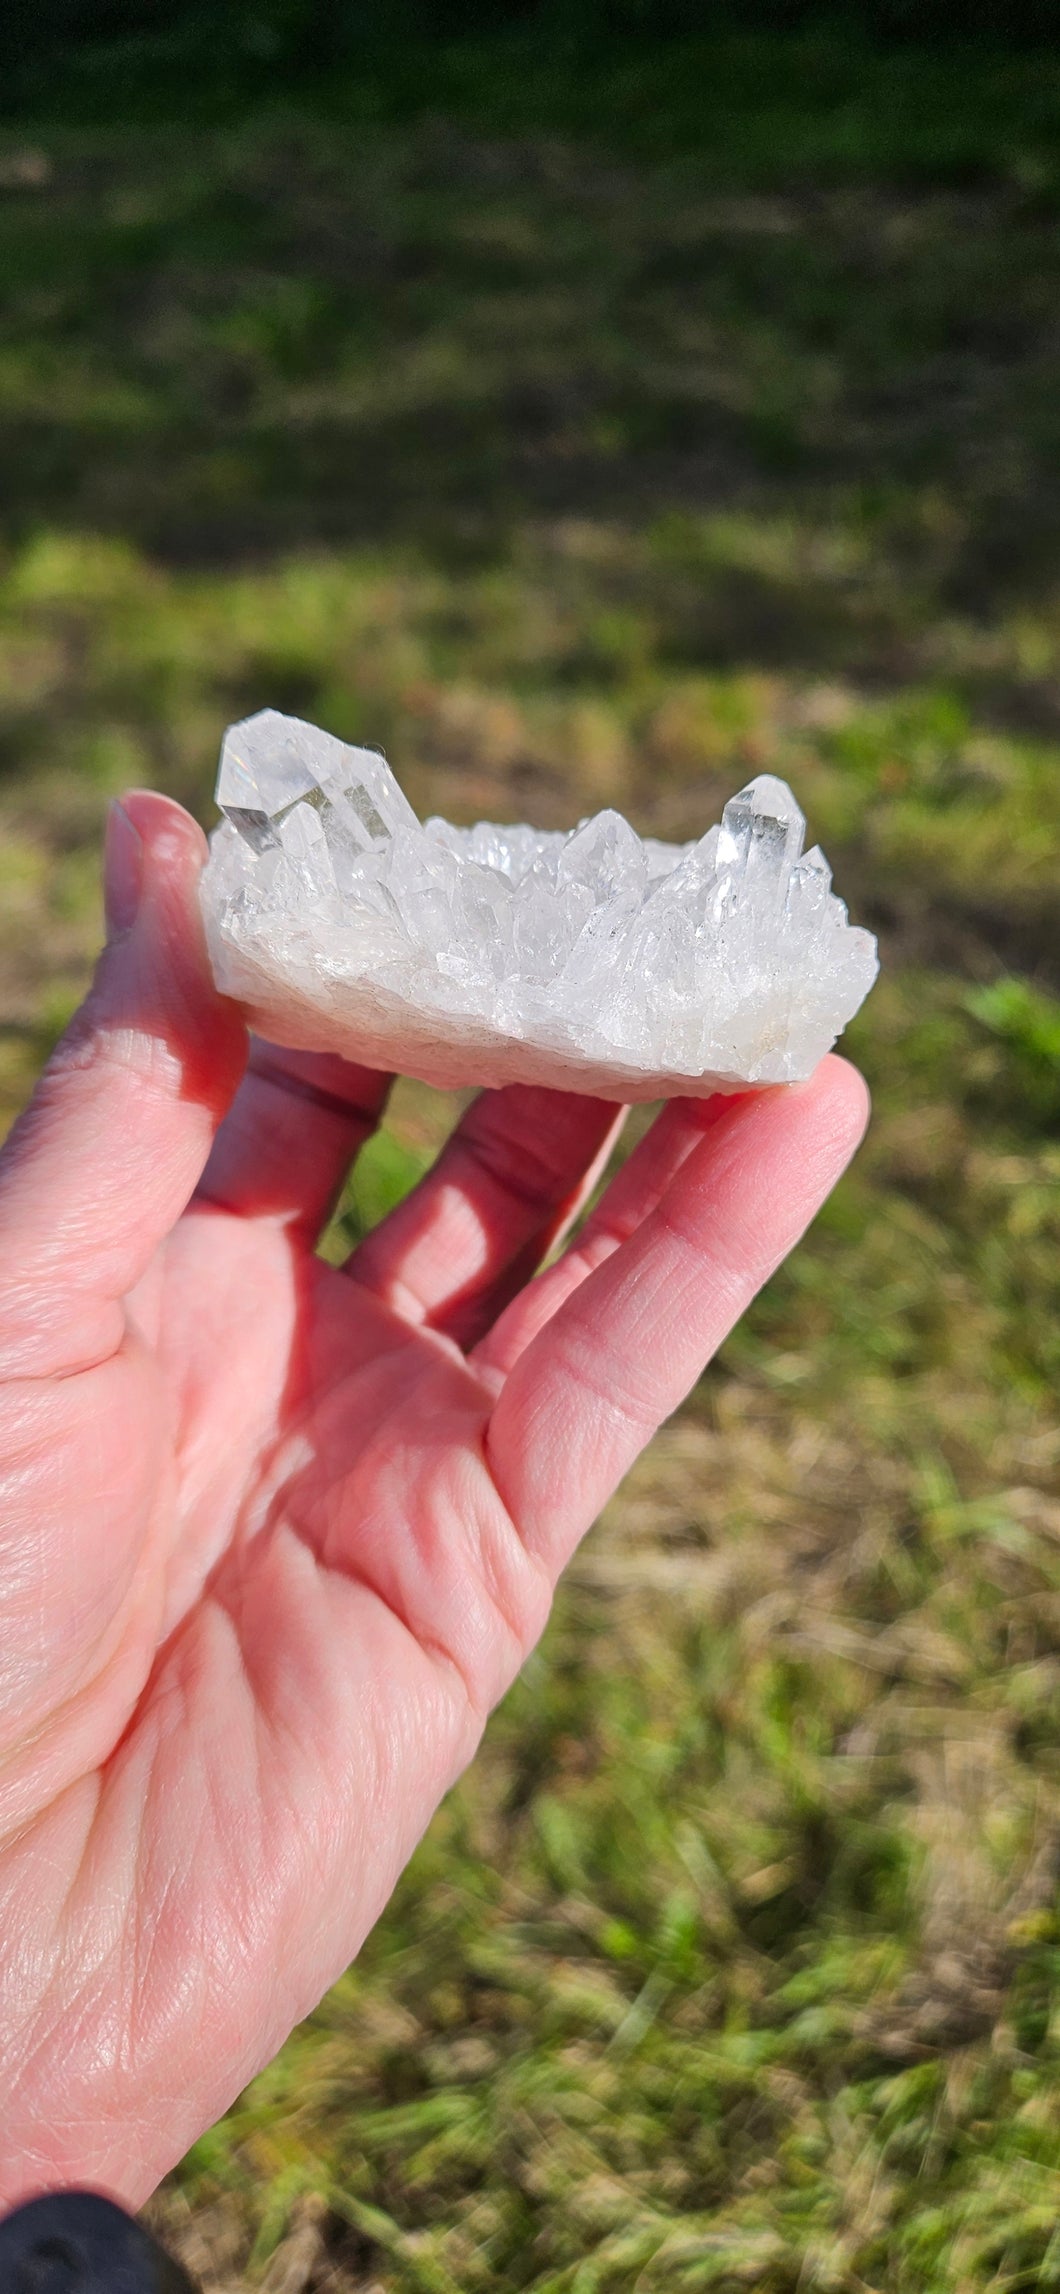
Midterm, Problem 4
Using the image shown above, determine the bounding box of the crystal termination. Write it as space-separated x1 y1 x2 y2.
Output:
200 708 878 1100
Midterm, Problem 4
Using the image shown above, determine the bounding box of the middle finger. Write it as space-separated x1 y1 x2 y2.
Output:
344 1084 624 1350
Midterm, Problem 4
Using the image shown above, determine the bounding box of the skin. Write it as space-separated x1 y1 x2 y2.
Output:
0 791 869 2209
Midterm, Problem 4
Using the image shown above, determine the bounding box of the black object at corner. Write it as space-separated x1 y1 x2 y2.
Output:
0 2190 198 2293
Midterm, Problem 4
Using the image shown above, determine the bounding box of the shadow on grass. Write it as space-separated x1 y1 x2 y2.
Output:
1 44 1059 653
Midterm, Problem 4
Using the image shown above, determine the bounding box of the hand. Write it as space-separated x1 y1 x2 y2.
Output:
0 793 868 2209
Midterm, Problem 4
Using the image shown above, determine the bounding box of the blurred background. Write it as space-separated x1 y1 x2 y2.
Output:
2 5 1060 2287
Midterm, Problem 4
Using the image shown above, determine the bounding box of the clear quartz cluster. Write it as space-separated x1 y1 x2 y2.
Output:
200 708 878 1100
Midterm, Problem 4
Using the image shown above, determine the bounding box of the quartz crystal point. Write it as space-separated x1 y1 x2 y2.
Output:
200 708 878 1100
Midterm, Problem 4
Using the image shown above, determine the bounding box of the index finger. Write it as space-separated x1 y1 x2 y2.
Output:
485 1056 869 1577
194 1040 392 1236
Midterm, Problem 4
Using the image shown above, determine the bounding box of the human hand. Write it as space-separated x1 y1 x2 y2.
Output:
0 793 869 2209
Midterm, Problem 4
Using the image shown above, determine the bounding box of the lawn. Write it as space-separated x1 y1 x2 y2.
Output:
1 23 1060 2289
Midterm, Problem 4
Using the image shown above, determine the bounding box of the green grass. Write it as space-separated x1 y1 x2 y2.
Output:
2 27 1060 2291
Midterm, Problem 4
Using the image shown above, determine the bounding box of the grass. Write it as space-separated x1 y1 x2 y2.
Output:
1 25 1060 2290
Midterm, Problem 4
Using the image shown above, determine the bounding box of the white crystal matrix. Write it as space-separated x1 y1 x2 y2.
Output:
200 708 878 1099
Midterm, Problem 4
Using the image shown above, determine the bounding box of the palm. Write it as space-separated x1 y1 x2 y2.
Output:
0 794 868 2210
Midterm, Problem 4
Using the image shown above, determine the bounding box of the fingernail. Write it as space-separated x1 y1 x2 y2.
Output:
104 799 144 936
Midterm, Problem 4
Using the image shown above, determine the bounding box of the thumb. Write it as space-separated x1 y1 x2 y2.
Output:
0 791 247 1377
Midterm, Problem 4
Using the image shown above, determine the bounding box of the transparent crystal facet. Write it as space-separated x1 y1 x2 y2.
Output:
200 709 879 1101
